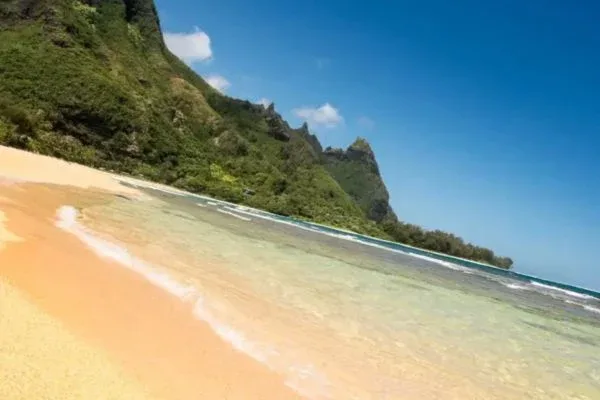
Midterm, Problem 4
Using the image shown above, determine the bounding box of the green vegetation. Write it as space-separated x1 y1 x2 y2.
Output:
0 0 513 268
323 139 514 268
324 138 397 223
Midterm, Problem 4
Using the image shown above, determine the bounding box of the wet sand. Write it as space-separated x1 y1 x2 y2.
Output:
0 181 301 399
0 209 20 250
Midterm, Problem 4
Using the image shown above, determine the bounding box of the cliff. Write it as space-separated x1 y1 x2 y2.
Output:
0 0 513 268
323 138 397 223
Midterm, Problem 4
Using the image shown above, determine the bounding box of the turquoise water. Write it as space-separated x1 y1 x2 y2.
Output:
79 187 600 399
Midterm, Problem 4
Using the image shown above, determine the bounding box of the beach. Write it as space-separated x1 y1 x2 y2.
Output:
0 147 300 400
2 146 599 400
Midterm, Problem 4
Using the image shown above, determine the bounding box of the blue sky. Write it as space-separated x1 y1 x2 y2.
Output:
155 0 600 290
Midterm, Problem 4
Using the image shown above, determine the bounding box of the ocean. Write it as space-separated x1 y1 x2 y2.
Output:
61 183 600 399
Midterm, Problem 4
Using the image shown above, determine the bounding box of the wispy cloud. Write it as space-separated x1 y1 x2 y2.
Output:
206 75 231 93
293 103 343 128
257 98 271 108
357 116 375 130
164 27 213 65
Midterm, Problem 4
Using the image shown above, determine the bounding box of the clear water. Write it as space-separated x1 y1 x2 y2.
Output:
77 188 600 399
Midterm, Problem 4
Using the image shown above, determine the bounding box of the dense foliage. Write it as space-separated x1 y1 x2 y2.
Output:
324 138 397 223
324 139 513 268
0 0 513 268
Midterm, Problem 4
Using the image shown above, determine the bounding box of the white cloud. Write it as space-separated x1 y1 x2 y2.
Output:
206 75 230 93
257 98 272 108
164 27 213 65
293 103 343 128
357 116 375 130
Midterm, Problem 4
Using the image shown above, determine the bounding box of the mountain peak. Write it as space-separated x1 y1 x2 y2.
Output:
323 137 394 223
348 137 375 161
92 0 164 46
349 137 372 151
0 0 513 268
0 0 165 47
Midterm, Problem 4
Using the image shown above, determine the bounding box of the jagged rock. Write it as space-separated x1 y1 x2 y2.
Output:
295 122 322 155
323 138 396 223
263 102 290 142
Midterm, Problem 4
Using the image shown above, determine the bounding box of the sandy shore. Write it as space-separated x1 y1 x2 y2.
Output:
0 145 194 199
0 209 20 250
0 279 157 400
0 146 141 196
0 148 301 399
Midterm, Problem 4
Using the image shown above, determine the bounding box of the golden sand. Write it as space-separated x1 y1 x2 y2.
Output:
0 209 20 250
0 146 139 196
1 181 155 399
0 280 157 400
0 145 193 199
0 182 300 399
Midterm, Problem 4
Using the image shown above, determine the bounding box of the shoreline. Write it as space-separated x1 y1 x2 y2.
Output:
0 278 158 400
0 180 301 399
0 146 508 272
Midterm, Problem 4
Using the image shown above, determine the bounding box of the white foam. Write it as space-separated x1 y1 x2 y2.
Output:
116 176 504 275
217 208 252 221
402 252 474 273
224 207 474 274
195 203 207 208
565 300 600 315
56 206 196 300
529 281 595 300
55 205 328 399
501 282 529 290
583 305 600 314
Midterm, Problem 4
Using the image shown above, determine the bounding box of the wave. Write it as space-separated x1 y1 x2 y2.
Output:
500 282 529 290
402 252 474 273
217 208 252 221
565 300 600 315
583 305 600 314
55 205 328 399
117 178 600 299
56 206 196 300
224 206 476 275
529 281 595 300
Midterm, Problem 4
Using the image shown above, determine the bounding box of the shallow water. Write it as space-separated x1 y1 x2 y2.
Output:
76 189 600 399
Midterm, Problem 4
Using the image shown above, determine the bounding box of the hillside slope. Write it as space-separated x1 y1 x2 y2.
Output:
0 0 381 234
323 138 513 269
324 138 397 223
0 0 513 268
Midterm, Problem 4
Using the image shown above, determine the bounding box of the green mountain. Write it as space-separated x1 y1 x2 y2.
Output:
0 0 513 268
323 138 397 223
323 138 514 269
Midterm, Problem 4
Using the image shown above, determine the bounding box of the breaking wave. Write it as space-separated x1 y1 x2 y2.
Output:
501 282 529 290
529 281 595 300
55 205 330 399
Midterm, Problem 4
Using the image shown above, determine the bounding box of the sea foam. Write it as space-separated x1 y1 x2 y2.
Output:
56 206 195 300
529 281 595 300
565 300 600 315
501 282 529 290
224 206 474 274
55 205 329 399
217 208 252 221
